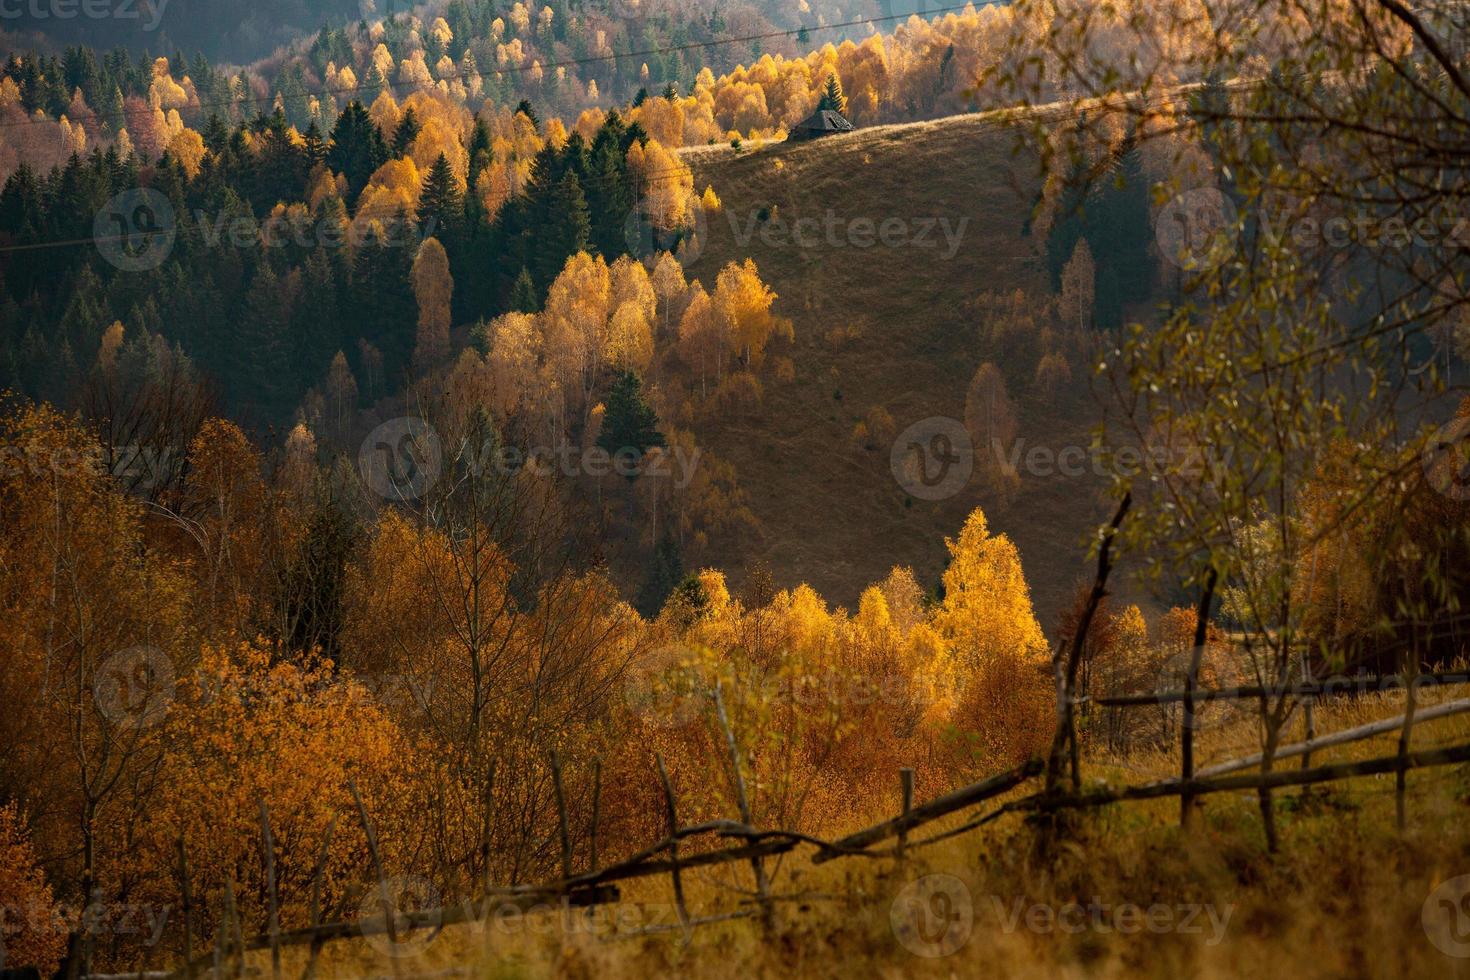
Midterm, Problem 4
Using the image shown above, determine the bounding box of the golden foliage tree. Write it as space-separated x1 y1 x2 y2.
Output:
712 259 784 369
411 237 453 371
126 642 417 951
934 508 1047 669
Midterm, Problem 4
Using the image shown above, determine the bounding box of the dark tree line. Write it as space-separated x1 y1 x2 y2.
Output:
1042 120 1153 331
0 102 651 429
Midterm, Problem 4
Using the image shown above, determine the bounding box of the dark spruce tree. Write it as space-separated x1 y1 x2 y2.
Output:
466 117 493 188
636 534 685 618
1043 117 1152 329
514 99 540 131
417 153 464 245
249 109 310 214
587 119 633 259
598 370 666 476
231 263 296 423
302 120 328 169
294 247 345 387
281 497 359 664
325 101 388 206
350 213 419 387
532 171 591 290
510 267 539 313
202 112 231 154
1091 126 1152 328
392 107 421 156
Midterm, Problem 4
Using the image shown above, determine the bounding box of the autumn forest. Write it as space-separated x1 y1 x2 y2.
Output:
3 0 1470 977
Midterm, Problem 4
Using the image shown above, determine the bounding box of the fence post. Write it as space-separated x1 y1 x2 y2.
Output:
224 876 243 980
258 800 281 980
302 814 337 980
1300 652 1316 770
712 683 772 925
897 769 915 861
349 779 401 979
1397 643 1421 831
175 839 193 980
1180 568 1218 830
655 754 691 941
589 759 602 874
481 761 497 895
1046 493 1129 804
549 751 573 880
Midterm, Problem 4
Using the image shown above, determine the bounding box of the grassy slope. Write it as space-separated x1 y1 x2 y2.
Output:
674 111 1124 630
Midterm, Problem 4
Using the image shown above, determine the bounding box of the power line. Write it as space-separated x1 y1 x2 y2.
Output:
0 1 1001 131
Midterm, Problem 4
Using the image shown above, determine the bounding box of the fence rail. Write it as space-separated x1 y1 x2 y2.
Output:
1093 670 1470 707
